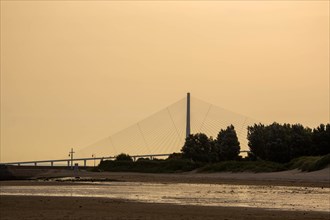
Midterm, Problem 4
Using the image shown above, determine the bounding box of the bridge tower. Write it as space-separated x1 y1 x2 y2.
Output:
186 92 191 139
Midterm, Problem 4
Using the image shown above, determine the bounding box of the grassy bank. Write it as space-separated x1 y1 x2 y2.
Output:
97 154 330 173
288 154 330 172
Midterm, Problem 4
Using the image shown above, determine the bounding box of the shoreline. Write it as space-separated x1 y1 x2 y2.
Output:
1 166 329 188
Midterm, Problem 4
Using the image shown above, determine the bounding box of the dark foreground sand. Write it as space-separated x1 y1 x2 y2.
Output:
1 195 329 220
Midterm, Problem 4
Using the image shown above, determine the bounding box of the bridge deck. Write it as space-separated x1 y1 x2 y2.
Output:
0 151 250 166
0 154 172 166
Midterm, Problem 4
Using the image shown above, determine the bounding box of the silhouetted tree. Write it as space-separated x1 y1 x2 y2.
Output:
312 124 330 155
248 122 329 163
289 124 313 158
265 123 291 163
215 125 240 161
247 123 267 160
181 133 215 163
248 123 293 163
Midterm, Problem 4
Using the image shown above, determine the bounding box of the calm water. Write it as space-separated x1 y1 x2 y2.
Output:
1 182 329 212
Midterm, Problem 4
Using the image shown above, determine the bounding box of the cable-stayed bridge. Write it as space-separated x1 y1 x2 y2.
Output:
1 93 259 167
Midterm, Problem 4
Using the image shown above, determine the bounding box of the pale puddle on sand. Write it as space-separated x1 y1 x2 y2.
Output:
1 182 329 212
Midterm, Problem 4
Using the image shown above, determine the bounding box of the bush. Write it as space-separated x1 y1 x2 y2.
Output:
97 154 330 173
167 153 183 160
289 154 330 171
98 158 202 173
115 153 133 162
137 157 150 161
312 154 330 171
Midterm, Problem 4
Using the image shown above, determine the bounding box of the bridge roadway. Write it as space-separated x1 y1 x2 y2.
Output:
0 154 172 167
0 151 250 167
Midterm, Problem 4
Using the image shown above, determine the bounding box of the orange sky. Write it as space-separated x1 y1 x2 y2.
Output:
1 1 329 162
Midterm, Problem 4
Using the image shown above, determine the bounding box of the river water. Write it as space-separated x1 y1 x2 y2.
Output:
1 182 329 212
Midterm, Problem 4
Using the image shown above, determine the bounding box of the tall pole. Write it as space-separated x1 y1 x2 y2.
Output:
186 92 191 139
92 154 96 167
69 148 75 169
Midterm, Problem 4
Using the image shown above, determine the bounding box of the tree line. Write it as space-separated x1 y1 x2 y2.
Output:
181 125 240 163
247 123 330 163
180 123 330 164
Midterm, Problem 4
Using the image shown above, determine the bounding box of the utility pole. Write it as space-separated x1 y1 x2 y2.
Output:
92 154 96 167
186 92 191 139
68 148 75 169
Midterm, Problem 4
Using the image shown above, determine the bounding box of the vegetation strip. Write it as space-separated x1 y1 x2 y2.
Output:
98 123 330 173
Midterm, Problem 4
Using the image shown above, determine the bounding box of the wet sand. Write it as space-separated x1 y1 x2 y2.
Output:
1 195 329 220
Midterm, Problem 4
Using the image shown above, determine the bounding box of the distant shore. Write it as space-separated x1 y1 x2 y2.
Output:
1 165 329 187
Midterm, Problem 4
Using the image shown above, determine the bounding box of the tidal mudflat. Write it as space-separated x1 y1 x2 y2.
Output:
1 181 329 212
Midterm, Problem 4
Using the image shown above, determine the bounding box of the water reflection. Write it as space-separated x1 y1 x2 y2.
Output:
1 182 329 212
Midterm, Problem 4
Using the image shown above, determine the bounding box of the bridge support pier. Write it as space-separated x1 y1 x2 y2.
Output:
84 160 86 167
51 161 54 166
34 162 37 166
67 160 70 167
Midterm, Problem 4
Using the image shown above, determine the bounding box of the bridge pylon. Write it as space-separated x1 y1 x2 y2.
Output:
186 92 191 139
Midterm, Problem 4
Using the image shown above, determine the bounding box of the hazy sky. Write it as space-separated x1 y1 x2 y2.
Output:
1 1 329 162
